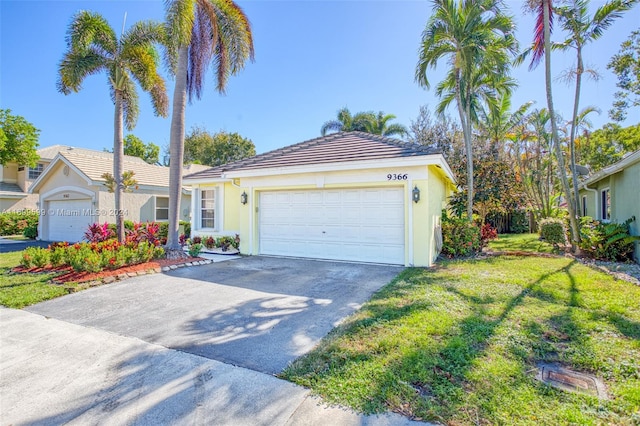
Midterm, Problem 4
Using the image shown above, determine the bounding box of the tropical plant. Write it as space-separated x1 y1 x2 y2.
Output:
416 0 518 221
554 0 637 218
519 0 581 249
579 216 640 261
164 0 254 254
608 29 640 121
320 107 375 136
362 111 408 137
476 94 532 155
58 11 168 243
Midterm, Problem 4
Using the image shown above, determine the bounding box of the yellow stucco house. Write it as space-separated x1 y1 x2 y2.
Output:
183 132 456 267
27 146 206 242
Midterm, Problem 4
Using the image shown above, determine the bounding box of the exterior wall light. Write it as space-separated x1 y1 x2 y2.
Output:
240 191 248 205
412 186 420 203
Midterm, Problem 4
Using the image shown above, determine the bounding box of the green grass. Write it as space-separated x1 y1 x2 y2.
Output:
0 252 71 308
488 233 556 254
282 256 640 425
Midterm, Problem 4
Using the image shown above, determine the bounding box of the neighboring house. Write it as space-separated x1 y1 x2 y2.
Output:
183 132 456 267
0 145 66 211
27 146 208 242
578 149 640 262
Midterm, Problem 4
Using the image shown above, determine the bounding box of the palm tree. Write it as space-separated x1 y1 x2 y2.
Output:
416 0 518 221
520 0 581 248
554 0 637 216
476 94 533 155
58 11 168 242
320 107 374 136
164 0 254 253
363 112 408 137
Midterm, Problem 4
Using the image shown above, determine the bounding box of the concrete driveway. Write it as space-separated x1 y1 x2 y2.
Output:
27 256 402 375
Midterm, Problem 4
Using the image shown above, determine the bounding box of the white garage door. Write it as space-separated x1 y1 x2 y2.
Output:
47 199 93 242
259 188 405 264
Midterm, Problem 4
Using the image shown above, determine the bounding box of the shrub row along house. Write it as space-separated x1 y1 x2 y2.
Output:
183 132 455 267
579 149 640 262
0 145 207 242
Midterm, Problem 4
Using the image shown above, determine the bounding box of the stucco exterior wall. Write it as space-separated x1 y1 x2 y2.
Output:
580 162 640 262
2 164 18 183
0 194 39 212
190 164 452 267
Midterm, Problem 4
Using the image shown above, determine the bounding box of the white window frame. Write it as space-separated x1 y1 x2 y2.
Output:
155 196 169 222
600 187 611 221
28 163 44 180
199 188 217 231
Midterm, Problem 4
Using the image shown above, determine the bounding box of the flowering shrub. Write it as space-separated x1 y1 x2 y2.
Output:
21 239 165 273
0 210 39 236
480 223 498 248
205 236 216 249
188 243 203 257
179 234 188 247
441 211 481 258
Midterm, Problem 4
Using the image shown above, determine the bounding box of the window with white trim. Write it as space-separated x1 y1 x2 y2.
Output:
582 195 587 217
200 189 215 229
28 163 44 180
601 188 610 221
155 197 169 221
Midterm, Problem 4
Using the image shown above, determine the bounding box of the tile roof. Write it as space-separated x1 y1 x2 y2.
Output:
184 132 441 180
0 182 26 197
60 151 174 187
37 145 148 163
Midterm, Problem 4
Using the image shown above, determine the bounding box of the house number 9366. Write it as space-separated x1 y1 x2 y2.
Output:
387 173 408 181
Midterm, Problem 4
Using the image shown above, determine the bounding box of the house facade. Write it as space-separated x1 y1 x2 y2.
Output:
28 147 206 242
183 132 456 267
578 149 640 262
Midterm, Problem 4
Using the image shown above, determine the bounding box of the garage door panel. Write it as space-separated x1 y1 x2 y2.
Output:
260 187 405 264
47 199 93 242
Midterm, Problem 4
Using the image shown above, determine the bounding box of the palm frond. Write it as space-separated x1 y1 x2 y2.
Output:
66 10 117 55
57 48 108 94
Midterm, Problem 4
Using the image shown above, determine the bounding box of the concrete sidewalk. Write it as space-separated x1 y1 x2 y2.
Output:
0 308 426 425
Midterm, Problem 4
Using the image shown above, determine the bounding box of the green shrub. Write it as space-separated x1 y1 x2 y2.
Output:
68 245 102 273
20 248 37 268
0 210 39 236
510 210 530 234
157 221 191 240
49 246 67 267
539 218 567 248
23 223 38 239
579 216 639 262
30 247 50 268
188 243 203 257
441 211 481 258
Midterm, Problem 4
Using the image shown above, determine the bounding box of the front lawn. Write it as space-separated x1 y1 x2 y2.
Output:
282 255 640 425
488 233 556 254
0 252 73 309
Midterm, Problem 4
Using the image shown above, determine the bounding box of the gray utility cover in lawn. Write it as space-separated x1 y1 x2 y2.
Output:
27 256 402 374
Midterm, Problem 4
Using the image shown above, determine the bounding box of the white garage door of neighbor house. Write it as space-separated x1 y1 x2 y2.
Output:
47 199 93 242
259 187 405 264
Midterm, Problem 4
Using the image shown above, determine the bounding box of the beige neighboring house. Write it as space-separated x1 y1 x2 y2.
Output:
26 146 208 242
0 145 66 211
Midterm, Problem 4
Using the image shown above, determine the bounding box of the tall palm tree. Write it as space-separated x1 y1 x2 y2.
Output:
164 0 254 253
58 11 168 242
416 0 518 221
320 107 374 136
363 112 408 137
554 0 637 216
520 0 581 248
476 94 533 155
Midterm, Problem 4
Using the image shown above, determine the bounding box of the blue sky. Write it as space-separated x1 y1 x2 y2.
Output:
1 1 639 156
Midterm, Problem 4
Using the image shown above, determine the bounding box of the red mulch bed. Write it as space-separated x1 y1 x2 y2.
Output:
12 257 204 284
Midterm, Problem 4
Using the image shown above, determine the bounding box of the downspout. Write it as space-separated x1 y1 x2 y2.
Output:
583 184 598 219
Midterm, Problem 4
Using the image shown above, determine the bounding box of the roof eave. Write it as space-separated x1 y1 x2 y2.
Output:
579 150 640 189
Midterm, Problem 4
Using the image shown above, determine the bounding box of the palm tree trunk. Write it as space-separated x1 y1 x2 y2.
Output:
454 70 474 222
569 45 583 219
166 46 188 254
114 91 125 243
543 0 580 247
